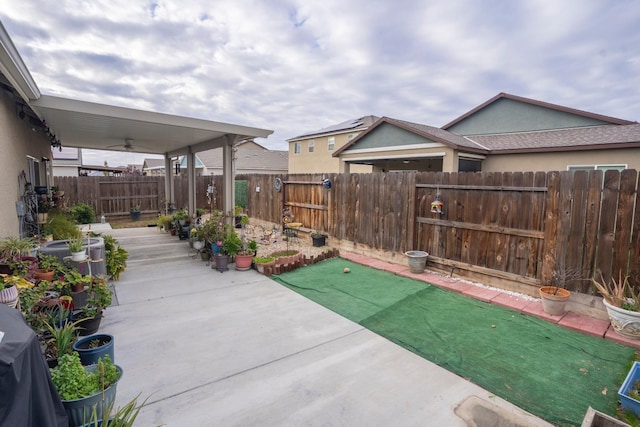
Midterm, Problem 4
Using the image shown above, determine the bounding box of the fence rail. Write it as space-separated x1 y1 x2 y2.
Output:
55 169 640 295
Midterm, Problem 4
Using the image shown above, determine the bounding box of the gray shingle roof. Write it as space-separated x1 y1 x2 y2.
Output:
468 123 640 152
196 147 288 172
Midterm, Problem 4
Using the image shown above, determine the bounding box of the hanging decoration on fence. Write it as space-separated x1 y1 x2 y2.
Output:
274 177 283 192
431 192 444 215
322 178 332 190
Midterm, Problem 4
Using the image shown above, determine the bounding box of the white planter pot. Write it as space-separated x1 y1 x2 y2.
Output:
603 299 640 339
71 250 86 262
193 241 205 250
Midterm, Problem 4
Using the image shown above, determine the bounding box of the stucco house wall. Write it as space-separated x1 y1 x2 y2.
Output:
481 148 640 172
0 87 52 238
289 132 372 173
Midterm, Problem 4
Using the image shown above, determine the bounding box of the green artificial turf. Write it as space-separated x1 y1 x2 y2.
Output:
273 258 637 426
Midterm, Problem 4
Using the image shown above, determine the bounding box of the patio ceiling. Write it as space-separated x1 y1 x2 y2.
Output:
30 95 273 157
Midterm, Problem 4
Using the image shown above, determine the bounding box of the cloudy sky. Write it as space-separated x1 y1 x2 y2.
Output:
1 0 639 166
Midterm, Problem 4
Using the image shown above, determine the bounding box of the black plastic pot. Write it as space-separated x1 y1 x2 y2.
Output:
312 235 327 247
74 312 103 336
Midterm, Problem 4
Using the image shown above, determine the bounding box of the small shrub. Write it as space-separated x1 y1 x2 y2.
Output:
104 235 128 281
69 203 96 224
48 213 82 240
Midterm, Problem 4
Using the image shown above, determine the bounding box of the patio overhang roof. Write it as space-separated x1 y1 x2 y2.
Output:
30 95 273 157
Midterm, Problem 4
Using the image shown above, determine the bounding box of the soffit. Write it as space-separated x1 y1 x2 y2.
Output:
30 95 273 156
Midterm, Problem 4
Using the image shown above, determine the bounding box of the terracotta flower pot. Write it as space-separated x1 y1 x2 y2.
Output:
34 268 55 282
539 286 571 316
235 254 253 271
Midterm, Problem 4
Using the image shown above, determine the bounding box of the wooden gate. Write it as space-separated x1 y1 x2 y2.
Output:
283 176 329 232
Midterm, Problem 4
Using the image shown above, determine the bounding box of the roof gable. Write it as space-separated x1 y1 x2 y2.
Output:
443 93 634 136
334 117 487 157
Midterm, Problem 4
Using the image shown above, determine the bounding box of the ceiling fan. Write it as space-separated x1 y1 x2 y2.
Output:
106 138 138 151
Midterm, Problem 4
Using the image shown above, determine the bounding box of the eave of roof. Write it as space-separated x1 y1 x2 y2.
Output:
441 92 636 130
0 22 40 102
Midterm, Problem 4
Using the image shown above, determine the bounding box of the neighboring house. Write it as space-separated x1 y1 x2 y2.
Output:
287 116 379 173
52 147 83 176
142 158 168 176
334 93 640 173
178 140 288 175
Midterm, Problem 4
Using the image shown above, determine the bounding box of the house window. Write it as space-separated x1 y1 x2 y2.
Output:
328 137 335 151
308 140 314 153
568 164 626 172
26 156 40 185
294 142 301 154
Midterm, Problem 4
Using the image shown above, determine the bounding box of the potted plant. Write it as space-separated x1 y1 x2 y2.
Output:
311 230 327 247
73 333 115 366
538 266 576 315
235 239 257 271
43 314 81 367
404 250 429 274
129 205 141 221
50 352 122 427
618 361 640 417
38 198 52 223
173 209 188 226
0 275 19 307
592 271 640 339
83 393 148 427
0 236 38 258
190 227 206 250
104 235 128 281
73 275 112 336
35 254 61 282
156 215 173 232
253 255 276 274
67 238 86 261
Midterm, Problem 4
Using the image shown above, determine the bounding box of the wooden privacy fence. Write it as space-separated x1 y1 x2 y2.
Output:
415 169 640 293
56 170 640 294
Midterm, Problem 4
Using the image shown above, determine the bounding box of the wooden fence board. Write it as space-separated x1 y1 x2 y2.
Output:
613 169 638 280
596 170 621 282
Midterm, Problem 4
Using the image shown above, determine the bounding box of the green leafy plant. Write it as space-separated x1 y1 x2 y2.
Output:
44 316 81 359
104 235 128 281
156 215 173 231
51 353 120 401
37 253 62 273
129 205 141 213
173 209 188 223
86 393 149 427
254 255 275 264
0 236 37 259
69 203 96 224
67 237 85 253
222 231 242 257
48 213 83 240
593 271 640 311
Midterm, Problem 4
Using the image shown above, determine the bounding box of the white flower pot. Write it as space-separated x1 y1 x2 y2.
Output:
71 250 86 262
603 299 640 339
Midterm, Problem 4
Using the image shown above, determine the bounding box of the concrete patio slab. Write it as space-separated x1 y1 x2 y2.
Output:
99 227 554 426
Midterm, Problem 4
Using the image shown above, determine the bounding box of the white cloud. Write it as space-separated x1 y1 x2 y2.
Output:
2 0 640 165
